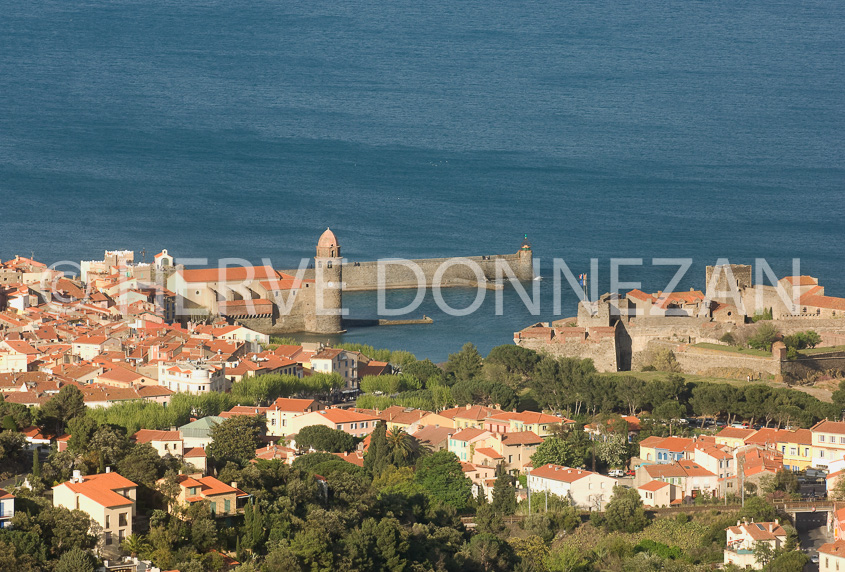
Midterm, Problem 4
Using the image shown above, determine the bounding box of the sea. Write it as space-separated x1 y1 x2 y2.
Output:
1 0 843 362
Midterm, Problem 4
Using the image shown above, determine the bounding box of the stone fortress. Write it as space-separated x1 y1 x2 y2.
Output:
166 229 535 335
515 263 845 381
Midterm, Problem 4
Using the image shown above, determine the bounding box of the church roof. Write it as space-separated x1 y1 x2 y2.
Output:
318 228 339 248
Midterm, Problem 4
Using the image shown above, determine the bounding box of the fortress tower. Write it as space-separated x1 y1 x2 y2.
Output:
313 228 344 333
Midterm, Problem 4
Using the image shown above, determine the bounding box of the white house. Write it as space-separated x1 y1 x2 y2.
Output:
527 464 616 511
724 520 786 570
0 488 14 528
157 361 230 394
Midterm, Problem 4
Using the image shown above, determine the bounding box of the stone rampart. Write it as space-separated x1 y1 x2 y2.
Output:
280 251 533 292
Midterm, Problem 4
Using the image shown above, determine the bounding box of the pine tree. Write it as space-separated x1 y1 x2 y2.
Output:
242 500 255 550
32 449 41 478
252 501 265 551
490 467 517 516
364 422 390 476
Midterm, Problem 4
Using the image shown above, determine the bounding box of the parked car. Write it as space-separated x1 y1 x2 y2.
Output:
625 469 636 476
608 469 625 478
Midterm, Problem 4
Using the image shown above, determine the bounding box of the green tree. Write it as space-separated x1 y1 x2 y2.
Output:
464 533 516 572
740 496 777 523
39 385 86 435
414 450 472 510
54 546 96 572
120 533 150 558
207 415 264 466
31 448 41 478
296 424 357 453
596 433 630 469
66 416 98 454
652 401 686 436
530 437 576 469
364 421 391 476
544 544 587 572
490 466 517 516
748 323 780 352
603 485 649 533
117 443 163 486
445 342 482 382
386 427 420 467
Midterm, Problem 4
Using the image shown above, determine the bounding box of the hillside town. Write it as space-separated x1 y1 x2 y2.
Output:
2 251 845 572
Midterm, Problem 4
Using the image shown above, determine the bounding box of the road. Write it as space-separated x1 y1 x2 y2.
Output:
795 511 831 572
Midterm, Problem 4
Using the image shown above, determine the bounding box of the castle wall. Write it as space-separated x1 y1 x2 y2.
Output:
280 251 533 292
632 340 781 377
780 352 845 382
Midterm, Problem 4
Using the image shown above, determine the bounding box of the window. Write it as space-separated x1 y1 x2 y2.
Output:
210 501 216 514
119 513 127 527
820 435 826 442
105 515 110 528
336 425 342 430
840 436 845 444
119 529 125 542
224 499 231 512
105 532 112 545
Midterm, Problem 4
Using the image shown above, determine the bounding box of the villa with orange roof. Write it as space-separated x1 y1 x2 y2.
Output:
637 480 681 508
286 408 381 439
811 420 845 468
724 520 786 569
484 410 572 437
448 428 495 463
53 470 137 548
132 429 184 458
528 464 616 511
820 540 845 572
168 474 249 518
265 397 322 437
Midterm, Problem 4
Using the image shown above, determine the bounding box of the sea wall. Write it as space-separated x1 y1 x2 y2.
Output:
280 251 533 292
632 340 780 377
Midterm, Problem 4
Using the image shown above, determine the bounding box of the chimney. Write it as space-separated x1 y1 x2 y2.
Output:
466 404 472 410
105 466 111 473
231 481 238 489
72 469 82 483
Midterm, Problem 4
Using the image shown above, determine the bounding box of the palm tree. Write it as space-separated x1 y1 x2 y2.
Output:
120 533 150 558
386 428 418 466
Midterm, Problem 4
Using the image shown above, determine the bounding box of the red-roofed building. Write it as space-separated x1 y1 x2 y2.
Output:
637 480 681 508
53 470 137 547
287 408 381 439
820 540 845 571
724 520 786 569
484 410 573 437
168 474 249 518
528 464 616 511
0 488 14 529
266 397 322 437
132 429 184 458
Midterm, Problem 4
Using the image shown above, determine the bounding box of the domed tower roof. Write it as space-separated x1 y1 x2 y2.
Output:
316 228 341 258
318 228 339 248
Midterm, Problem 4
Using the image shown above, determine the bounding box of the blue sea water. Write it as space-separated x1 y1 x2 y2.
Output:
1 0 843 361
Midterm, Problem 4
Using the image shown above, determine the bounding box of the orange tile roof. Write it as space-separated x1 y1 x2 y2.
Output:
530 464 599 483
638 480 670 492
451 428 487 442
716 427 757 440
179 265 280 284
59 472 137 508
474 447 503 459
501 431 543 446
820 540 845 557
311 409 381 424
271 397 320 412
133 429 182 443
812 420 845 435
184 447 207 458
